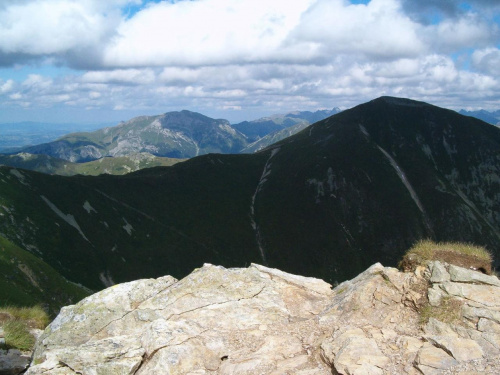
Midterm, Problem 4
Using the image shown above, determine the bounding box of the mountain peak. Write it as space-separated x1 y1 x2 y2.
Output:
371 96 429 107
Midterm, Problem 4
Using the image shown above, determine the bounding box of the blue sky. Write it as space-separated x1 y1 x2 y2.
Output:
0 0 499 124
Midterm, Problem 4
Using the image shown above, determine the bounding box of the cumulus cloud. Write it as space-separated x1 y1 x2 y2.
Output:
424 14 498 52
472 47 500 76
103 0 313 67
82 69 156 85
0 0 499 122
0 1 114 57
402 0 500 22
0 79 14 93
289 0 426 60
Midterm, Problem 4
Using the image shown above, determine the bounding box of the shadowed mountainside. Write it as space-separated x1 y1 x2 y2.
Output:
0 97 498 295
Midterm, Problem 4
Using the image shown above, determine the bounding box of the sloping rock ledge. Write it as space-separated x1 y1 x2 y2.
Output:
26 262 500 374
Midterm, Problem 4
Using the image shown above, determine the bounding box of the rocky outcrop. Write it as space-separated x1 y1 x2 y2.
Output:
26 262 500 374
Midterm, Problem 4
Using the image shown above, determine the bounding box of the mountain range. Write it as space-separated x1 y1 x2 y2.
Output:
0 96 499 310
232 108 340 142
0 152 183 176
13 109 338 164
459 109 500 126
0 121 109 153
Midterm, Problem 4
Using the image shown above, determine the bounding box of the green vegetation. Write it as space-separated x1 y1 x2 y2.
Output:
0 305 49 329
2 319 36 351
0 235 90 315
0 153 184 176
419 296 464 326
398 240 491 326
0 305 49 351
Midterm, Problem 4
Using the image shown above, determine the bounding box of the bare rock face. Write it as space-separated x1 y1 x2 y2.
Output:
26 262 500 374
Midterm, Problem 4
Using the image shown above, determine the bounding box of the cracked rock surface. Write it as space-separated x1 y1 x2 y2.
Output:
26 262 500 374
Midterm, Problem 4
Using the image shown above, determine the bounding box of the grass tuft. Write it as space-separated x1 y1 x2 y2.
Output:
409 239 491 261
0 305 49 351
419 296 464 326
399 239 492 273
1 305 49 329
3 319 36 351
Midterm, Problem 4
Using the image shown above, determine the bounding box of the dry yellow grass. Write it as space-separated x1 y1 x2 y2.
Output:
0 305 49 329
399 239 493 274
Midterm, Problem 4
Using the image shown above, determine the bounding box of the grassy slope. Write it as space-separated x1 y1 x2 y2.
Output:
0 153 184 176
0 235 90 315
0 152 268 290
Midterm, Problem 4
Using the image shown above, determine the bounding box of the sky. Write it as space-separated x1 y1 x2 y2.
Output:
0 0 499 124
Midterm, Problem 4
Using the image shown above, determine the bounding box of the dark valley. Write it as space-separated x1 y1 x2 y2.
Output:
1 97 499 308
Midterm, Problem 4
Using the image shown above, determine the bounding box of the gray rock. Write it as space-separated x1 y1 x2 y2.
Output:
428 261 450 283
448 264 500 286
0 349 31 375
27 264 334 375
415 343 459 374
439 282 500 307
482 332 500 351
463 306 500 324
423 318 455 336
478 318 500 334
426 335 483 361
427 285 443 307
321 328 389 374
24 261 500 375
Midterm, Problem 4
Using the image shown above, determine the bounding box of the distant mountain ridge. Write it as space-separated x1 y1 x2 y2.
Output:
19 111 247 162
459 109 500 126
0 152 183 176
12 108 340 164
0 121 109 152
232 108 340 142
240 121 311 153
0 97 498 307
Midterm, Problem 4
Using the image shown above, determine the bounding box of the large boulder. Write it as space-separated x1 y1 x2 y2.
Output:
26 262 500 374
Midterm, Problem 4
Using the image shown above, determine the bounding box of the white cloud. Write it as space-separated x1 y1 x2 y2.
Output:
9 92 22 100
103 0 313 67
159 67 202 85
289 0 426 60
0 0 499 121
472 47 500 76
23 74 53 89
424 14 497 51
0 0 117 56
82 69 156 85
0 79 15 93
102 0 432 67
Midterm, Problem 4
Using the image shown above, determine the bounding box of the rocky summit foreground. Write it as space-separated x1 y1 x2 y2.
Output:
27 262 500 374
